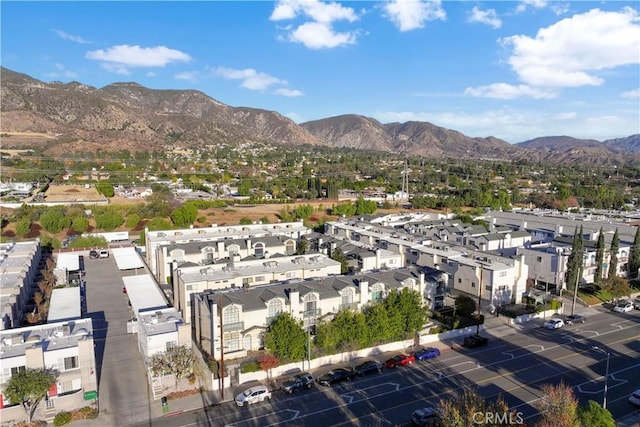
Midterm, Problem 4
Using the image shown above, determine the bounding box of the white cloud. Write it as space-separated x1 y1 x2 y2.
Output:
175 71 200 83
274 88 304 97
382 0 446 32
213 67 286 91
270 0 360 49
99 62 130 76
554 112 577 120
621 89 640 98
373 109 637 142
515 0 547 14
146 71 156 78
45 63 79 79
86 45 192 68
550 3 570 16
467 6 501 29
464 83 556 99
52 29 90 44
501 7 640 88
289 22 357 49
270 0 358 23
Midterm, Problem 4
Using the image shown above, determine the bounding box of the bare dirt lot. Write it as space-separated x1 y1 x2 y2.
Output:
43 184 107 203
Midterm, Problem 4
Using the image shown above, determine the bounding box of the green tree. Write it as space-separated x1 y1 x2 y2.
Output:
40 209 71 233
125 213 141 228
577 400 615 427
607 228 619 280
605 276 632 301
535 381 579 427
95 211 124 231
355 197 377 215
147 217 172 231
316 310 367 353
293 204 314 219
72 216 89 233
4 368 57 423
15 218 31 236
363 302 392 344
330 248 349 274
565 226 584 291
594 228 605 285
264 312 307 362
296 236 308 255
455 294 477 318
170 204 198 227
149 345 195 388
629 227 640 279
95 182 114 197
332 202 357 217
239 216 252 225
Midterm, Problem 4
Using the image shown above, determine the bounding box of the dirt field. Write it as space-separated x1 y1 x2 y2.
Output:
43 184 106 203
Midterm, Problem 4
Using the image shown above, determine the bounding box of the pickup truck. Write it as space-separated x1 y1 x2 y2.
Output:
463 335 489 348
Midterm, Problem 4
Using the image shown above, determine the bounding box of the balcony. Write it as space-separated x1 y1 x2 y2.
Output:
303 308 321 317
339 302 358 311
222 321 244 332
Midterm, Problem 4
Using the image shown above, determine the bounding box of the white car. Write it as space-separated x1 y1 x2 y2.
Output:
612 301 634 313
543 318 564 330
234 385 271 407
630 389 640 406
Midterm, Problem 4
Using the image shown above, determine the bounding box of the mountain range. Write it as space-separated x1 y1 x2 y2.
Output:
1 67 638 165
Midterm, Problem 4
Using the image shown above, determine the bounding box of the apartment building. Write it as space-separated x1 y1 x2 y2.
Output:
144 220 310 283
192 266 445 362
0 240 43 330
0 318 97 422
172 253 342 323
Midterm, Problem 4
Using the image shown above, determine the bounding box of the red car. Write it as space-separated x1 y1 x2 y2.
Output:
385 353 415 368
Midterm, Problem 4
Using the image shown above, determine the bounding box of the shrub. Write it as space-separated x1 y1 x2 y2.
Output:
240 361 261 373
53 411 73 426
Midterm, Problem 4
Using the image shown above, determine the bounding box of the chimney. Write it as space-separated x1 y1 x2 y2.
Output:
359 280 369 305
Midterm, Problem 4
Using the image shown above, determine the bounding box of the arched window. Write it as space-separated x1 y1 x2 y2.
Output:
285 240 295 254
304 293 318 314
371 283 384 301
223 305 240 325
170 249 184 262
228 244 239 257
268 299 283 320
341 287 355 309
254 243 265 258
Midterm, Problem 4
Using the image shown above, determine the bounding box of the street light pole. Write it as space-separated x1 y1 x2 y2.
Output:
592 346 610 409
476 263 483 336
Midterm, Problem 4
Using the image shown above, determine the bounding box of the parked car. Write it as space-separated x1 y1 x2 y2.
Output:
89 250 99 259
385 353 416 368
565 314 586 325
543 318 565 329
633 297 640 310
411 406 442 426
613 301 634 313
354 360 384 376
234 385 271 407
413 347 441 361
463 335 489 348
629 389 640 406
316 367 356 386
98 249 110 258
282 372 314 394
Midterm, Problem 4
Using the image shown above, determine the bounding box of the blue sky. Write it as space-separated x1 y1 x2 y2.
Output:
2 1 639 143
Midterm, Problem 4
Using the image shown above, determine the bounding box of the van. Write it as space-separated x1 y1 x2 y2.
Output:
98 249 109 258
633 297 640 310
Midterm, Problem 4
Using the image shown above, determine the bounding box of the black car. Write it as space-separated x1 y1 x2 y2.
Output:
354 360 384 376
316 367 356 386
463 335 489 348
89 250 99 259
565 314 586 325
281 372 314 394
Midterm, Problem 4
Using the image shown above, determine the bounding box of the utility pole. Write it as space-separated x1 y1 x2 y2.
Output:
219 293 225 400
476 263 483 336
571 257 582 316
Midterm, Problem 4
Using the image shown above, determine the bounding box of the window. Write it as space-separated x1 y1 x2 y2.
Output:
186 284 194 291
285 240 295 254
341 287 354 305
254 243 265 258
223 305 240 325
268 299 283 319
11 366 25 376
458 278 462 284
304 293 318 314
170 249 184 262
536 256 542 262
471 283 476 288
63 356 78 371
242 277 254 286
225 331 241 352
166 341 177 351
371 283 384 301
228 245 239 257
499 271 507 278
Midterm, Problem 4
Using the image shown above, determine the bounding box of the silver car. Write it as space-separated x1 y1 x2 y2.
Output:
234 385 272 407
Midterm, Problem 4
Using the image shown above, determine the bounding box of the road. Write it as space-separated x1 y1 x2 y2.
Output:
131 308 640 426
